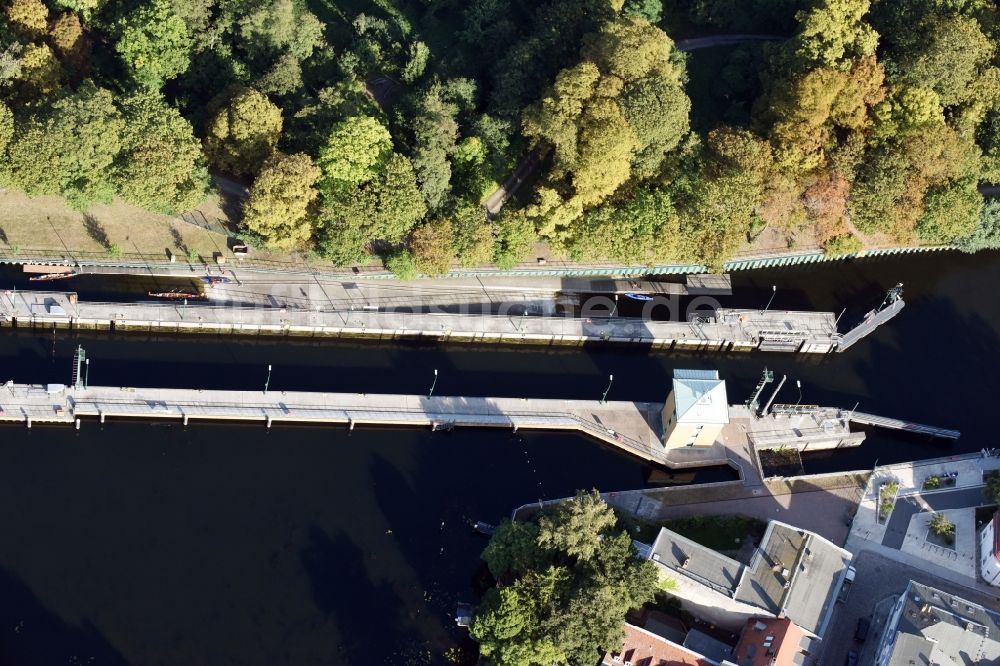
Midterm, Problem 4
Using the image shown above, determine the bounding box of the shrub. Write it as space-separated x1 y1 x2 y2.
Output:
385 249 418 280
824 233 863 256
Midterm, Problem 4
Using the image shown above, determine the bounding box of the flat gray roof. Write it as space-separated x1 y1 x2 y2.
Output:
647 521 850 637
735 521 851 636
683 628 734 665
649 528 744 597
888 581 1000 665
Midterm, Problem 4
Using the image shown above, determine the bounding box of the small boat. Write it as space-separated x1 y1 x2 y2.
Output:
148 290 200 300
201 276 232 286
624 292 654 302
473 521 496 536
29 271 78 282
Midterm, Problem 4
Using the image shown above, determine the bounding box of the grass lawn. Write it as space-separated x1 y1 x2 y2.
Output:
621 512 768 552
0 189 235 262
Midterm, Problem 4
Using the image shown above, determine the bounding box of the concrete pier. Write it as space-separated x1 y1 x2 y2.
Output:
0 380 949 479
0 290 850 353
0 383 673 465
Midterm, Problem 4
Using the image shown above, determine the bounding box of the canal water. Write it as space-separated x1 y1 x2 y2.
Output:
0 250 998 664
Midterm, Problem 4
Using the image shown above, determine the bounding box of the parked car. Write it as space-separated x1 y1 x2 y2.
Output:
847 649 858 666
855 618 871 642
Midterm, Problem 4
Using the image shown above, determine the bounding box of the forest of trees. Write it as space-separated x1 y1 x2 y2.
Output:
2 0 1000 273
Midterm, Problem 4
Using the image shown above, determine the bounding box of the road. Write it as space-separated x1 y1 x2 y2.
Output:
881 486 987 548
674 34 784 52
820 549 1000 666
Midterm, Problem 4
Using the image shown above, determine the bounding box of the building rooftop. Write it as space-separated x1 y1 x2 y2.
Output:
683 628 735 665
735 522 851 637
733 618 811 666
673 369 730 425
649 526 744 597
884 581 1000 665
603 623 718 666
647 520 851 637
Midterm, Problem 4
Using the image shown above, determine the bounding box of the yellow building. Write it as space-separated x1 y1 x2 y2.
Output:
662 369 729 448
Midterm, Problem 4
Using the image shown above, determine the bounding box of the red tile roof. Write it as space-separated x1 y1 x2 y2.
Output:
733 618 807 666
603 623 717 666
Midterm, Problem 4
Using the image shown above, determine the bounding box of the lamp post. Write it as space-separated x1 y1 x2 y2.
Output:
601 374 614 404
429 368 438 398
519 308 528 332
264 364 272 394
761 285 777 315
84 358 90 390
795 380 802 407
610 294 618 318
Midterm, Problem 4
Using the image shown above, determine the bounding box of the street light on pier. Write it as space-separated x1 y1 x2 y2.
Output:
428 368 438 398
601 374 614 404
84 358 90 390
610 294 618 318
264 364 272 394
519 308 528 332
760 285 777 315
795 380 802 407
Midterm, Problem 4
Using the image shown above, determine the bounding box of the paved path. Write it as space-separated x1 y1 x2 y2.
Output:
882 486 986 548
483 148 545 215
674 34 784 51
606 479 862 545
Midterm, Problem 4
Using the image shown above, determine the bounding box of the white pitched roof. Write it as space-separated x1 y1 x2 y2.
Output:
673 369 729 425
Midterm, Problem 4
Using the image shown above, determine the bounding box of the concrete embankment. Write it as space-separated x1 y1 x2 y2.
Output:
1 290 844 353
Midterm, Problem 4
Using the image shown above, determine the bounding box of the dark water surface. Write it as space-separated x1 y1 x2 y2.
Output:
0 250 998 664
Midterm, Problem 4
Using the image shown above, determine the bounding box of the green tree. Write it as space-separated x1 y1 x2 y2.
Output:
384 248 418 279
115 92 207 212
580 17 683 84
204 87 283 177
928 512 955 541
916 179 982 243
986 474 1000 504
50 0 101 17
114 0 192 88
891 15 993 107
567 187 682 263
410 217 454 276
492 211 535 269
319 153 427 262
471 493 657 666
793 0 878 69
823 233 862 255
7 81 123 209
317 115 393 190
956 200 1000 253
622 0 662 22
620 78 691 177
451 201 494 267
401 40 429 83
481 520 548 579
537 489 618 561
241 152 320 250
0 101 12 156
4 0 48 39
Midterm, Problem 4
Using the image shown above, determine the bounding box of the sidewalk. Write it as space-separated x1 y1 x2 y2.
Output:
847 452 1000 591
